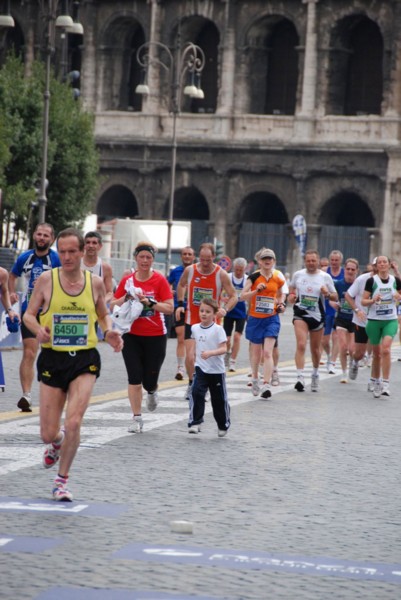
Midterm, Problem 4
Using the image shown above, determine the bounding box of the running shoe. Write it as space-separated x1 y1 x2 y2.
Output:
381 383 391 397
229 359 236 372
340 373 348 384
373 382 382 398
311 374 320 392
188 425 200 434
17 396 32 412
363 354 372 367
349 361 359 381
175 368 184 381
217 429 228 437
326 362 336 375
43 431 65 469
184 383 192 401
367 380 375 392
294 376 305 392
52 481 73 502
271 371 280 386
128 416 144 433
260 383 272 399
146 391 158 412
251 379 260 397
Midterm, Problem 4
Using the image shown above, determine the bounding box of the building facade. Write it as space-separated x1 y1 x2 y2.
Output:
5 0 401 269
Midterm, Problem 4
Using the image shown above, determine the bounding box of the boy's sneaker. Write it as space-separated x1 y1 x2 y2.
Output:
17 396 32 412
146 391 158 412
251 379 260 397
311 374 320 392
349 361 359 381
271 371 280 386
52 481 73 502
43 431 65 469
218 429 228 437
188 425 200 434
260 383 272 399
381 383 391 397
175 367 184 381
373 381 382 398
128 416 144 433
294 376 305 392
229 359 236 372
184 383 192 401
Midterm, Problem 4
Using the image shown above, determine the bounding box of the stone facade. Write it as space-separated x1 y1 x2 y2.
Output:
6 0 401 269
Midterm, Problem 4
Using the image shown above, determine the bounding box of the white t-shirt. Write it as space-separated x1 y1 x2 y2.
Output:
290 269 336 321
191 322 227 374
346 272 371 326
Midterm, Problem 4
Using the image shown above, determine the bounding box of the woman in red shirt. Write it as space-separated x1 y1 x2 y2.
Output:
111 242 173 433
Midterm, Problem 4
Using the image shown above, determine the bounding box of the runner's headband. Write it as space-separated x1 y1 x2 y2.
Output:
134 245 155 257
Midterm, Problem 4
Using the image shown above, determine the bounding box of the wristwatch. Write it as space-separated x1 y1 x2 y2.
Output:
148 298 157 307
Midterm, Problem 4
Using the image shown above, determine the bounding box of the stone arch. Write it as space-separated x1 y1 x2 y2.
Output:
327 15 383 115
163 186 209 251
318 191 375 264
320 191 375 227
240 191 289 223
245 15 300 115
170 17 220 114
96 185 139 224
237 191 289 266
99 14 145 111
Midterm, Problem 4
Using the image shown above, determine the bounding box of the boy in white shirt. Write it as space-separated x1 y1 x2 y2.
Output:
188 298 230 437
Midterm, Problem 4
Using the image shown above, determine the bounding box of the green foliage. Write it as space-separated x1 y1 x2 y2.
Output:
0 55 99 244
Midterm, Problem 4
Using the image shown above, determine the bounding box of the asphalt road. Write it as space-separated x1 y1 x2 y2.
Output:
1 311 401 600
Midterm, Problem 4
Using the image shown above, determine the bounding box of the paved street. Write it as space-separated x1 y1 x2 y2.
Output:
1 312 401 599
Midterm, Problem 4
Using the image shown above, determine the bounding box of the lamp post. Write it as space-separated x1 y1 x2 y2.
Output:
136 37 205 275
37 0 82 224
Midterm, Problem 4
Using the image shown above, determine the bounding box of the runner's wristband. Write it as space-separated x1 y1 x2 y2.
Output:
177 301 184 307
103 329 110 338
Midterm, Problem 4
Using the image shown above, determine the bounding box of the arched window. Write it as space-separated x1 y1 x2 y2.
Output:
173 18 219 115
265 20 299 115
327 17 383 115
344 20 383 115
247 17 299 115
97 185 139 223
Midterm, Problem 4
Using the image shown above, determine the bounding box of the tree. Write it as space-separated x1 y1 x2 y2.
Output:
0 55 99 246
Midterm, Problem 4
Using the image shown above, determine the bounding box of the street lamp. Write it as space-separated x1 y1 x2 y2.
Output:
37 0 83 224
135 37 205 275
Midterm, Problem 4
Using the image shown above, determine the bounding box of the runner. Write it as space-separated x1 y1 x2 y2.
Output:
361 255 401 398
344 261 376 386
223 257 248 372
288 249 337 392
168 246 195 380
331 258 359 383
23 228 123 501
322 250 344 374
240 248 286 399
9 223 60 412
175 243 237 400
81 231 114 304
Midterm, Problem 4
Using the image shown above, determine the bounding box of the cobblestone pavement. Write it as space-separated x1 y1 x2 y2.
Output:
1 313 401 599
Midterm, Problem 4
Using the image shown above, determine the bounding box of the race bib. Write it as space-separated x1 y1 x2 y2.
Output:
255 295 275 314
299 294 318 312
52 314 89 347
192 287 213 306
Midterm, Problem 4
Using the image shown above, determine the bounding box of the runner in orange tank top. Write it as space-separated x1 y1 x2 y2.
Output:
176 243 237 399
